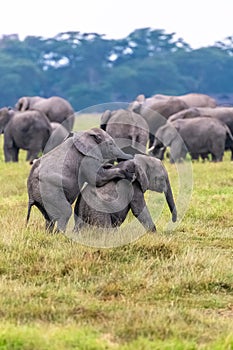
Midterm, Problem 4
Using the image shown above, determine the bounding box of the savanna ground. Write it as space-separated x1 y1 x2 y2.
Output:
0 113 233 349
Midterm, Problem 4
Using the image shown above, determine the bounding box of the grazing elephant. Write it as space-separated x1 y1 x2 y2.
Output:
43 122 69 154
15 95 75 132
73 154 177 232
26 128 134 232
168 106 233 159
150 117 232 162
152 93 217 108
130 95 188 147
100 108 149 155
0 107 52 162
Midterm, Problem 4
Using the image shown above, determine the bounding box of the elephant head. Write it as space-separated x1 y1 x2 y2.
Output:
149 123 177 154
0 107 14 133
133 154 177 222
148 123 180 160
73 128 133 161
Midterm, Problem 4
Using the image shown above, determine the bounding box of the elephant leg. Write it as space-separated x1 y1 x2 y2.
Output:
11 147 19 162
73 216 87 232
230 147 233 161
130 190 156 232
4 142 18 162
56 204 72 232
45 220 56 233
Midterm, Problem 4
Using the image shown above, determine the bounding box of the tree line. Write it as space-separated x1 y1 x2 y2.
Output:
0 28 233 111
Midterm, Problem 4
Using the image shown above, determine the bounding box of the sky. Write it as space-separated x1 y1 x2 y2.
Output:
1 0 233 49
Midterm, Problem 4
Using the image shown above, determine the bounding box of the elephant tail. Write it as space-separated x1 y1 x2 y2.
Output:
26 200 51 225
26 200 34 224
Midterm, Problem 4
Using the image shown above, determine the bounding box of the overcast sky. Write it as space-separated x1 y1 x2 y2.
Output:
1 0 233 49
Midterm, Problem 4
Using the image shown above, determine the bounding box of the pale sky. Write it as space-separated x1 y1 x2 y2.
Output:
1 0 233 49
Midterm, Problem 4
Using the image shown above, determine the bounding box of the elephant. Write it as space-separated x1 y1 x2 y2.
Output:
168 106 233 159
149 117 233 162
130 95 188 147
15 95 75 132
26 127 134 233
100 108 149 155
43 122 69 154
73 154 177 232
152 93 217 108
0 107 52 162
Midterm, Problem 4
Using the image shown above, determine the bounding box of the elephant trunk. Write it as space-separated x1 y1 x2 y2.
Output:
116 148 133 160
164 176 177 222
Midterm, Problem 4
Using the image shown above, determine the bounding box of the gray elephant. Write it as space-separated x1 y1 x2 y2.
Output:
168 106 233 159
130 95 188 147
100 109 149 155
15 95 75 132
26 128 134 232
0 107 52 162
152 93 217 108
43 122 69 154
150 117 232 162
74 154 177 232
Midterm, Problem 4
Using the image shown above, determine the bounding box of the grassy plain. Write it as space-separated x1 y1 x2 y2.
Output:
0 113 233 349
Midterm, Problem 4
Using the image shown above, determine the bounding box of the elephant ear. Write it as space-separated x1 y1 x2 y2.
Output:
73 129 103 160
158 123 178 147
134 155 149 193
100 110 112 130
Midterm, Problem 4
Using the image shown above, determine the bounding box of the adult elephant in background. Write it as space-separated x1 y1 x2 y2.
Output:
152 93 217 108
150 117 232 163
26 128 134 233
15 95 75 132
74 154 177 232
130 95 188 147
100 108 149 155
0 107 52 162
168 106 233 159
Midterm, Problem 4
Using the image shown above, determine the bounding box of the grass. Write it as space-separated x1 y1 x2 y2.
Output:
0 114 233 349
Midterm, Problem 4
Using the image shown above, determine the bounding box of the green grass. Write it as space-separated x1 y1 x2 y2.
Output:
0 114 233 349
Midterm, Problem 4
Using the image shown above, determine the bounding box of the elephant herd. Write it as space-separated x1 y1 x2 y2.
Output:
0 96 74 162
116 93 233 163
1 92 231 234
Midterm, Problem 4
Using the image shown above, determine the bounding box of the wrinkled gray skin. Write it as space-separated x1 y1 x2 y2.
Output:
0 107 52 162
100 108 149 155
130 95 188 147
15 96 75 132
26 128 133 233
43 122 69 154
74 154 177 232
152 93 217 108
150 117 232 162
168 106 233 159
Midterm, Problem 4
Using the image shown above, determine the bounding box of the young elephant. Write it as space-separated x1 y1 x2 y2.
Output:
0 107 52 162
26 128 133 232
73 154 177 232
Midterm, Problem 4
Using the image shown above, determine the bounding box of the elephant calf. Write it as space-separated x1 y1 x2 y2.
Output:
74 154 177 232
26 128 134 232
